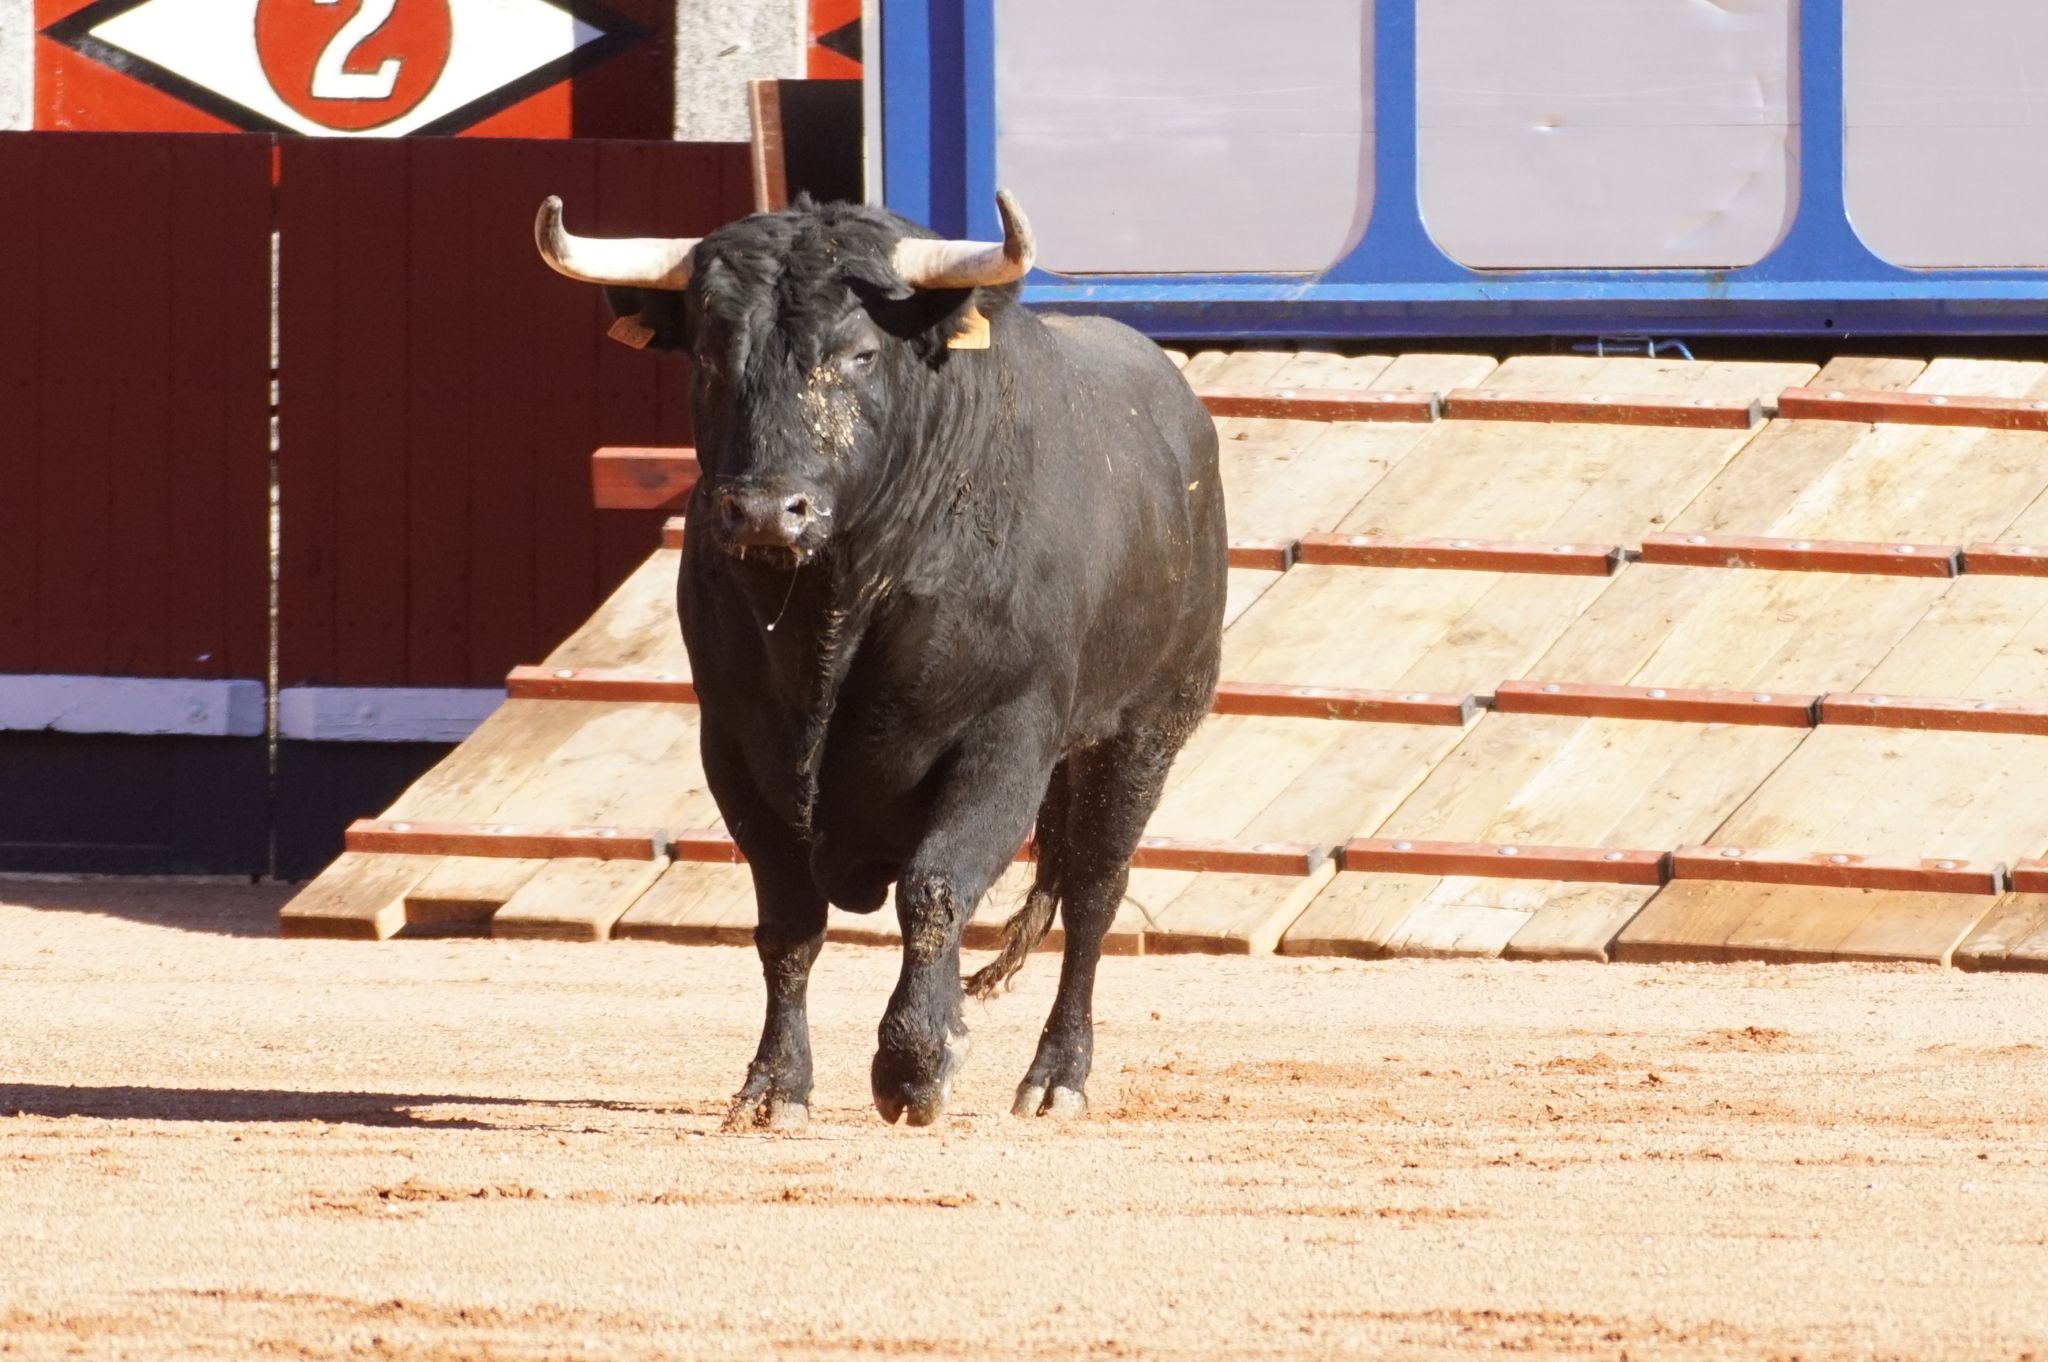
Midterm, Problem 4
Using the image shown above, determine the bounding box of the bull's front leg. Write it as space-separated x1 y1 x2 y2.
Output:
872 709 1055 1127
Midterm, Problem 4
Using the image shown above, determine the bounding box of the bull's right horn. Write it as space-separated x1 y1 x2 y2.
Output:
534 195 700 290
891 188 1036 290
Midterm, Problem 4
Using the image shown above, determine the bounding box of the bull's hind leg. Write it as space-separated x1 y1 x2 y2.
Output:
1014 716 1194 1118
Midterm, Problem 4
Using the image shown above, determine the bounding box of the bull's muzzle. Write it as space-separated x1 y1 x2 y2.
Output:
713 485 827 555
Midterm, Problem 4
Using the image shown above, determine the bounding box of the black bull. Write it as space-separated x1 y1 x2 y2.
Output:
538 193 1226 1126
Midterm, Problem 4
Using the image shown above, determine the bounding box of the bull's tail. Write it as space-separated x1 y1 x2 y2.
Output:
964 886 1058 1000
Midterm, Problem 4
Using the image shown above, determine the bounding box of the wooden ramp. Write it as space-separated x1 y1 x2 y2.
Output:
281 351 2048 974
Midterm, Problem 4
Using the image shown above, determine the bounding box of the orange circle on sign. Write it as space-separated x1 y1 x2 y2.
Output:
255 0 453 131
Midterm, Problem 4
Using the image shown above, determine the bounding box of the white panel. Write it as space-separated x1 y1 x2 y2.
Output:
1419 0 1799 270
0 676 265 738
278 687 504 742
1846 0 2048 268
993 0 1372 275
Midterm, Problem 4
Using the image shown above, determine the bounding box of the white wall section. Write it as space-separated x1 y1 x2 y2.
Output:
674 0 806 142
277 687 505 743
1846 0 2048 268
1418 0 1798 270
0 0 30 130
994 0 1373 275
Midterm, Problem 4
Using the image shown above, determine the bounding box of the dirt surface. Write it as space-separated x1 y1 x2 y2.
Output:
4 879 2048 1361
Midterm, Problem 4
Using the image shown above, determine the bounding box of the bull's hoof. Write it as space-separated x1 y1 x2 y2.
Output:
871 1026 971 1127
1011 1082 1087 1119
723 1073 811 1133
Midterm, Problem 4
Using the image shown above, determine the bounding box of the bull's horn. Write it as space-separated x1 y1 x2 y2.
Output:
534 195 700 290
891 188 1036 289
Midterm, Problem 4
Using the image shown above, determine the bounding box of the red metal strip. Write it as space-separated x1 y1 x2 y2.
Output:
1818 692 2048 737
1670 846 2003 895
344 819 665 861
1227 538 1298 571
1296 534 1623 576
1198 387 1439 423
1495 681 1818 727
1779 386 2048 432
662 517 687 551
1638 533 1960 577
1341 838 1668 885
505 666 696 704
1211 682 1475 726
592 447 701 511
1961 543 2048 576
1441 389 1762 430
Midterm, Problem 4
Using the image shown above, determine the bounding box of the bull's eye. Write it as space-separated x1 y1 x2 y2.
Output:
848 348 879 370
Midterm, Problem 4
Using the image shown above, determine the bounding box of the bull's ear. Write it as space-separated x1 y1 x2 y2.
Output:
842 256 914 302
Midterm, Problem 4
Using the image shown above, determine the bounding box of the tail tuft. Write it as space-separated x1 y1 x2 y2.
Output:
964 887 1057 1000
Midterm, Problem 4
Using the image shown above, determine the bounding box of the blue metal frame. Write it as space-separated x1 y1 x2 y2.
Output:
882 0 2048 339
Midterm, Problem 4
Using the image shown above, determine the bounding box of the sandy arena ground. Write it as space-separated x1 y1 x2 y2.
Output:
3 879 2048 1360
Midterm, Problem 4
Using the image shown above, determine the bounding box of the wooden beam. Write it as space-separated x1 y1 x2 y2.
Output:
1296 533 1623 576
1342 838 1669 885
1670 846 2004 895
506 666 695 704
1197 386 1439 423
1441 389 1762 430
1495 680 1819 727
1210 682 1476 726
1639 532 1960 577
745 79 789 213
1779 386 2048 432
1819 692 2048 737
344 819 666 861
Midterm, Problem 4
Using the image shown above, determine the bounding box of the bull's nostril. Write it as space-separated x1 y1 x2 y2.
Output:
717 492 746 528
784 494 813 522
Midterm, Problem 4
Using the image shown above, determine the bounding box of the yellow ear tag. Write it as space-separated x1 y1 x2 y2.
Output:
946 304 991 351
607 314 656 349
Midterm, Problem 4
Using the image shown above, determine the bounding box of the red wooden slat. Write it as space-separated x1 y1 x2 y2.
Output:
1225 538 1296 571
1670 846 2003 895
1961 543 2048 577
404 139 479 686
1296 534 1623 576
167 135 272 682
278 138 340 686
673 828 745 863
662 517 686 550
0 135 42 672
1442 389 1762 429
1127 838 1326 876
1818 692 2048 737
1779 386 2048 432
1638 533 1960 577
505 665 696 703
1198 386 1439 423
346 818 664 860
1211 682 1475 725
2009 862 2048 894
1342 838 1669 885
1494 681 1819 727
593 447 702 509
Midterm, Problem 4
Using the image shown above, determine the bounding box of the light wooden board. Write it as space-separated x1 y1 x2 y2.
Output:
277 853 444 941
1954 893 2048 973
491 856 672 942
615 861 759 945
544 547 688 674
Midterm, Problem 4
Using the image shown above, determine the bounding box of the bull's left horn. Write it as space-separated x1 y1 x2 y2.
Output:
534 195 700 290
891 188 1036 289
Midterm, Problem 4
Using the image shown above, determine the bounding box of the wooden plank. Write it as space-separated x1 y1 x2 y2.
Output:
1443 389 1761 430
1639 533 1960 577
1209 683 1475 726
1276 872 1436 959
1141 860 1337 955
542 548 687 674
347 819 666 860
1499 883 1653 962
615 861 760 945
492 856 672 941
402 857 545 931
1227 539 1298 571
1496 681 1819 727
592 447 701 510
1954 893 2048 973
507 665 697 703
278 853 442 941
1295 534 1622 576
746 79 789 212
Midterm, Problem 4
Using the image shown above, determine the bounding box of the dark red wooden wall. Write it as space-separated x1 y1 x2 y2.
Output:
277 137 748 688
0 132 272 682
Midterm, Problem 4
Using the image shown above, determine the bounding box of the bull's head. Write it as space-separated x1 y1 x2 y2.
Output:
535 192 1035 566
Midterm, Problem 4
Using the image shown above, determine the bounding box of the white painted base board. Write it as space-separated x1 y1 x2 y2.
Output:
277 687 504 743
0 675 266 737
